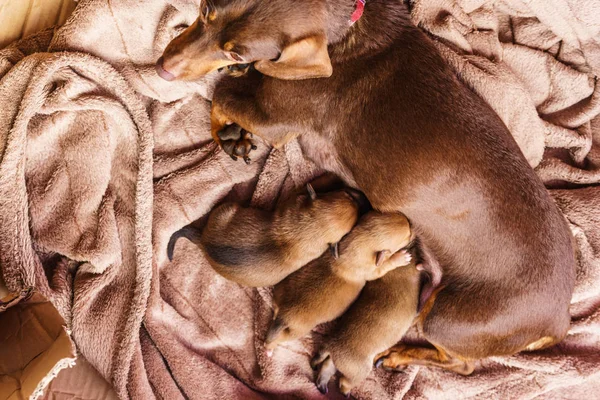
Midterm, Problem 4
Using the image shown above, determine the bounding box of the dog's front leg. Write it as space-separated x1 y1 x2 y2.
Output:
211 76 296 163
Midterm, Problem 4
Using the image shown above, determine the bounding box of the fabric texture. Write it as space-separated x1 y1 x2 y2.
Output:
0 0 599 398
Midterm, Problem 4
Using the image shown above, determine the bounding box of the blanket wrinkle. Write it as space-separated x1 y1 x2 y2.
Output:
1 0 600 399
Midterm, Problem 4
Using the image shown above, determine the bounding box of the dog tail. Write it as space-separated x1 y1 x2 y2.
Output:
167 225 202 262
265 317 287 345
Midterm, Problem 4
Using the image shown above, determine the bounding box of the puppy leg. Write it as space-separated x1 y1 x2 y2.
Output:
310 350 330 370
264 319 306 355
315 355 336 394
375 344 474 375
373 250 412 279
337 359 372 398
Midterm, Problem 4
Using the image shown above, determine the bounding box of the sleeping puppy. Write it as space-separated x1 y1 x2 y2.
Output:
311 260 421 396
265 211 413 355
167 184 363 287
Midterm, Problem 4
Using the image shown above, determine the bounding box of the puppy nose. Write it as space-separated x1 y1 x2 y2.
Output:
156 57 176 81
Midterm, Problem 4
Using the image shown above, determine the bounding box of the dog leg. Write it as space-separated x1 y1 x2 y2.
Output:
375 344 474 375
310 350 330 370
338 376 356 398
211 77 296 163
373 250 412 278
315 355 336 394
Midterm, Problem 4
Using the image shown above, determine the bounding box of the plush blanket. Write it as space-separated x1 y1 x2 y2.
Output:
0 0 599 398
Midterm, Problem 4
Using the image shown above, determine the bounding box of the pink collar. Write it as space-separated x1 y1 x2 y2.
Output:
349 0 366 26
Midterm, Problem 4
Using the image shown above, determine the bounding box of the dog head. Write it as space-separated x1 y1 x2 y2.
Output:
156 0 337 81
286 184 366 246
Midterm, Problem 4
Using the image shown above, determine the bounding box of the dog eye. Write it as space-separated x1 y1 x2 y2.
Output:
226 51 245 63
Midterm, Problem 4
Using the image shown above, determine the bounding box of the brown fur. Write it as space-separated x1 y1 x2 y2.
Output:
311 261 421 396
158 0 576 372
167 184 361 287
265 211 412 353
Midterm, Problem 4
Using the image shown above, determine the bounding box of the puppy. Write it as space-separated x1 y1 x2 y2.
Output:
265 211 413 354
167 184 363 287
157 0 575 372
311 261 421 396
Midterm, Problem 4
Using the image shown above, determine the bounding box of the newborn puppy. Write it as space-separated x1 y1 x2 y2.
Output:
265 211 413 354
167 184 363 287
312 260 421 396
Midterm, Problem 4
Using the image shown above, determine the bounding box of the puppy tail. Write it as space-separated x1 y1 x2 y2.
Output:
265 317 287 345
167 225 202 262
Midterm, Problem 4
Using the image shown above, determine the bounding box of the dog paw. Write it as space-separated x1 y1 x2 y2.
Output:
387 249 411 268
397 249 412 266
374 348 409 372
218 124 257 164
221 63 254 77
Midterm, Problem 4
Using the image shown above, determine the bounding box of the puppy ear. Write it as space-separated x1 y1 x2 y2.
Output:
375 250 391 267
255 34 332 80
306 183 317 200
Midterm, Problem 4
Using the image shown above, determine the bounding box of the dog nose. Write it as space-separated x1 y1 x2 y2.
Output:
156 57 176 81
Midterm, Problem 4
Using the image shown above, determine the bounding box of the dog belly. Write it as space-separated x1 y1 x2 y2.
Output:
298 133 358 188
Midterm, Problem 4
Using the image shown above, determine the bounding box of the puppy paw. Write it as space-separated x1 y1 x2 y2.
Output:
339 377 356 398
388 249 412 268
218 124 257 164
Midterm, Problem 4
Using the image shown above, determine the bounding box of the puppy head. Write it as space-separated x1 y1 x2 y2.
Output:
290 184 364 245
156 0 334 81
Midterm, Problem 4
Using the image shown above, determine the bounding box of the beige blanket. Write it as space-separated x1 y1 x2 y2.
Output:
1 0 599 398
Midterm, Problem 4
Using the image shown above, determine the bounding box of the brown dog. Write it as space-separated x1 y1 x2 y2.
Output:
311 261 421 396
167 184 362 287
265 211 413 355
157 0 575 373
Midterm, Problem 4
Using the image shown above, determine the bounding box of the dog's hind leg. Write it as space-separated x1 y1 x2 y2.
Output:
315 355 336 394
375 344 474 375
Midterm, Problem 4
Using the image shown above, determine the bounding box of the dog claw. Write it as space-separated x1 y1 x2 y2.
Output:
317 385 328 395
243 156 251 165
230 154 238 161
251 144 258 150
375 358 384 369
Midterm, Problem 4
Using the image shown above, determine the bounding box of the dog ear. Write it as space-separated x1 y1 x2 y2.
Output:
255 34 332 80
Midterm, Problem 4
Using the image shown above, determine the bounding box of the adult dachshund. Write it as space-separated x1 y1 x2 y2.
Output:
157 0 575 375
